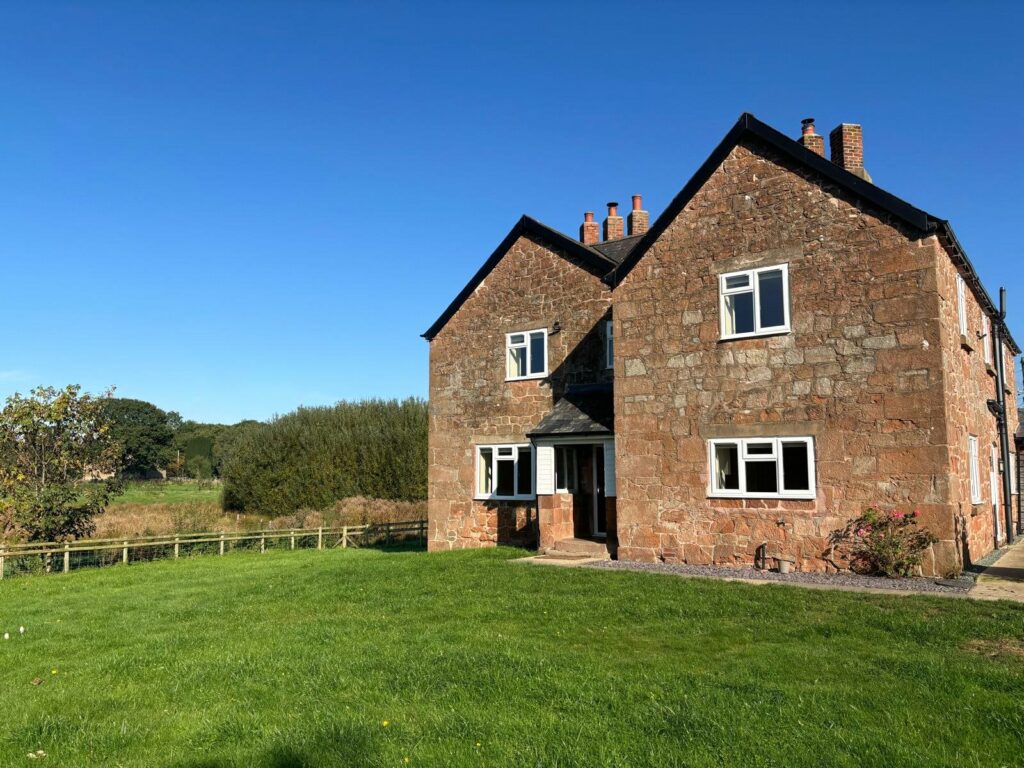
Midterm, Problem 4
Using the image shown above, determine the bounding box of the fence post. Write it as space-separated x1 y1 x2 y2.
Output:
63 543 70 574
122 541 129 564
317 527 323 550
260 534 266 554
290 530 295 550
174 536 180 559
219 533 225 556
0 548 5 580
386 522 392 548
342 525 348 549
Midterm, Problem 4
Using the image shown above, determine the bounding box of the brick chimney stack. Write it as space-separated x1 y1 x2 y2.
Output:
798 117 825 157
829 123 872 182
603 201 624 241
580 211 599 244
627 194 649 236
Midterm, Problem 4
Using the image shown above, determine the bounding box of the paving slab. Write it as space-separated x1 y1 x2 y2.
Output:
970 536 1024 603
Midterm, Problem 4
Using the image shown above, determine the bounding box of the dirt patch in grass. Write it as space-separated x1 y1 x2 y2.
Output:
964 637 1024 661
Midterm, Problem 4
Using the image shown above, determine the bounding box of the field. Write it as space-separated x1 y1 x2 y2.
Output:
0 547 1022 767
108 481 224 507
96 481 426 539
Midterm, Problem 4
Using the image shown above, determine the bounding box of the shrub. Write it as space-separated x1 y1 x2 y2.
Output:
832 507 939 577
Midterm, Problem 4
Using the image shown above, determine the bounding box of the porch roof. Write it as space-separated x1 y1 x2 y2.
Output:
528 383 613 438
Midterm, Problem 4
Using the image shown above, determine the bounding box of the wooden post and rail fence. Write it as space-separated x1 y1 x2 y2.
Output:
0 519 428 580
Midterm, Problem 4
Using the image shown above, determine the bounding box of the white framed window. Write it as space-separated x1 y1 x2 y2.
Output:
708 436 815 499
968 435 981 504
605 321 614 369
506 329 547 381
475 444 534 500
554 445 578 492
983 315 992 365
956 273 968 336
719 264 790 340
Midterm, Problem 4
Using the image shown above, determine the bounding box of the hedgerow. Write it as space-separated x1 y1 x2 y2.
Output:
221 398 427 514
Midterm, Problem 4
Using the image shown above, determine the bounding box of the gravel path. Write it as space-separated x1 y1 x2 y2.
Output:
587 560 973 594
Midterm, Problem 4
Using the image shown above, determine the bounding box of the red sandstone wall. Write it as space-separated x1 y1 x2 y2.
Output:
612 140 954 573
427 233 612 550
933 239 1019 565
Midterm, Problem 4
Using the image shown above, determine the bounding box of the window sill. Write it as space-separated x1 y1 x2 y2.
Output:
474 495 535 503
719 328 791 343
708 492 815 501
960 334 974 352
506 374 548 383
986 363 996 377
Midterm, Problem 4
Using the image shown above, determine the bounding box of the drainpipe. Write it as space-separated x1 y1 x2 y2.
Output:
993 287 1015 545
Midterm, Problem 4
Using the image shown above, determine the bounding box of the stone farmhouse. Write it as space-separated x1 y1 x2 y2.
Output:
423 113 1021 576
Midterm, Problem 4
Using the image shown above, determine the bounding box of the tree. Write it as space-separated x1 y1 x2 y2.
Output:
0 385 123 542
101 398 176 477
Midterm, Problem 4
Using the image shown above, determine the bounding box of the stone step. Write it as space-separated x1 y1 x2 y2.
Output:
538 550 595 561
549 537 609 558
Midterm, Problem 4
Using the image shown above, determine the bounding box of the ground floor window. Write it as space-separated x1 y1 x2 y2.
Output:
476 444 533 500
969 435 981 504
708 436 815 499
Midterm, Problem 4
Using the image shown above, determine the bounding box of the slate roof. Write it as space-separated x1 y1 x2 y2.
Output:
1017 408 1024 443
589 234 643 265
528 383 614 437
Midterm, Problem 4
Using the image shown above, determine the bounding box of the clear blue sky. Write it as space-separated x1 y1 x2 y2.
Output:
1 1 1021 423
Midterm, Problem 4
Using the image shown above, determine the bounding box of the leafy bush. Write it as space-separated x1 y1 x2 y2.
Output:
832 507 939 577
221 398 427 515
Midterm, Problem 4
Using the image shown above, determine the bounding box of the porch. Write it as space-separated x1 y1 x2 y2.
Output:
529 384 616 559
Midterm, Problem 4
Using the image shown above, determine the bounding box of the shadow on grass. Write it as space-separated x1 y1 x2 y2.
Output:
354 538 427 554
174 724 378 767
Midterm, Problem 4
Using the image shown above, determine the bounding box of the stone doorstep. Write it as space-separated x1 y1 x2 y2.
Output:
516 555 608 568
549 537 610 558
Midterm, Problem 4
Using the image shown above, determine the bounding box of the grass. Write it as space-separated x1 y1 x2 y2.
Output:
108 481 223 507
0 548 1022 767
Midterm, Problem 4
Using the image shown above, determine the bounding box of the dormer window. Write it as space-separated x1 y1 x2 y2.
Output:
719 264 790 340
506 329 547 380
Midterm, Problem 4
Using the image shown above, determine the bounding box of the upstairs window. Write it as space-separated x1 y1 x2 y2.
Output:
983 315 993 365
719 264 790 339
605 321 614 369
506 329 547 380
708 436 815 499
476 444 533 500
956 274 968 336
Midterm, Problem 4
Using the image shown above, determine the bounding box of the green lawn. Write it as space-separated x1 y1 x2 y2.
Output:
108 480 222 507
0 548 1022 767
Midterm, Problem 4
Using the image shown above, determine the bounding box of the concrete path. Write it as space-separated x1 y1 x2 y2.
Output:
970 537 1024 602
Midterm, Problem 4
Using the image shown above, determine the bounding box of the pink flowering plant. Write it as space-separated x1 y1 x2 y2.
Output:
832 507 938 577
